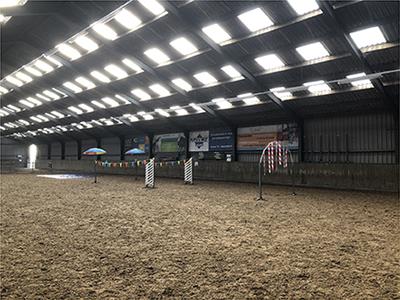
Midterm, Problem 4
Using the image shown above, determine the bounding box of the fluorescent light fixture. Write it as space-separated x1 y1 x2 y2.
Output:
155 108 170 117
24 66 42 77
36 115 49 122
138 0 165 16
45 56 63 67
63 81 83 93
75 76 96 89
51 111 64 118
114 8 142 29
104 64 128 79
90 70 111 83
137 111 154 120
35 93 51 101
5 76 23 87
194 71 218 85
0 0 27 8
34 60 54 73
30 116 43 123
296 42 329 61
0 126 5 131
149 83 170 97
255 54 285 70
26 97 42 106
15 71 32 83
0 109 9 116
7 105 21 112
75 35 99 52
122 58 142 72
303 80 331 94
56 44 82 61
212 97 232 109
144 48 170 64
171 105 188 116
170 37 198 56
0 86 9 94
19 100 34 108
287 0 319 15
238 8 274 32
346 72 373 88
350 26 386 49
45 113 57 119
131 88 151 100
115 94 131 105
172 78 192 91
202 23 231 44
124 114 139 122
4 123 17 128
101 97 120 107
68 106 84 115
91 100 106 109
270 87 293 100
43 90 60 100
238 93 260 105
52 88 67 97
80 122 93 129
92 23 118 40
78 103 94 113
18 119 30 125
221 65 242 79
101 118 115 126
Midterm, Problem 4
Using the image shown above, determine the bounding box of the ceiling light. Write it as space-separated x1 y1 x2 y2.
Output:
137 111 154 120
7 104 21 112
34 60 54 73
45 56 63 67
0 126 5 131
78 103 94 113
212 97 232 109
124 114 139 122
5 76 23 87
30 116 43 123
75 76 96 89
296 42 329 61
138 0 165 16
15 71 32 83
350 26 386 49
149 83 170 97
68 106 84 115
155 108 170 117
51 111 64 118
19 100 34 108
4 123 17 128
26 97 42 106
122 58 142 72
90 70 111 83
238 8 274 32
202 23 231 44
43 90 60 100
115 94 131 105
75 35 99 52
189 102 204 113
221 65 243 79
18 119 30 125
101 97 120 107
35 93 51 101
171 105 188 116
45 113 57 119
63 81 83 93
172 78 192 91
238 93 260 105
104 64 128 79
24 66 42 77
91 100 106 109
92 23 118 40
287 0 319 15
56 44 82 61
194 71 218 85
255 54 285 70
0 86 9 94
0 109 9 116
270 87 293 100
0 0 28 8
346 72 373 88
36 115 49 122
52 88 67 97
144 48 170 64
170 37 198 56
303 80 331 94
131 88 151 100
115 8 142 29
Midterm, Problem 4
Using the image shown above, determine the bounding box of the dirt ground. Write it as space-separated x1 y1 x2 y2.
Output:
0 173 399 299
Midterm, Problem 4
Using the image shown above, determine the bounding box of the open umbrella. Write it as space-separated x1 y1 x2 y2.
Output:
82 147 107 183
125 148 145 180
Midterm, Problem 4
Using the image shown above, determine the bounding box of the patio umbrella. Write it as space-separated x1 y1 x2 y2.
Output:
125 148 145 180
83 147 107 183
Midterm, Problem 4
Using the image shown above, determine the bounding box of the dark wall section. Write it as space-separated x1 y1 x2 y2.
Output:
0 137 28 171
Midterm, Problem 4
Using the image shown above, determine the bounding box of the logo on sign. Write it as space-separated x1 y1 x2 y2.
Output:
193 134 208 149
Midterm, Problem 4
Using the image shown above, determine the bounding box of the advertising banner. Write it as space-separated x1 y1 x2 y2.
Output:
189 131 209 152
209 129 233 151
126 136 149 153
153 133 186 153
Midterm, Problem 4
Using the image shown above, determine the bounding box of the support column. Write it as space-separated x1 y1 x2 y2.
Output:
120 136 125 161
96 139 102 160
47 143 51 160
298 121 305 162
61 142 65 160
77 140 82 160
231 127 238 162
184 131 191 159
148 134 154 159
394 111 399 164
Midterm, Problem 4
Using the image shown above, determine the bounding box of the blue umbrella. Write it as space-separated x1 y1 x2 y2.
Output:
82 147 107 183
125 148 145 155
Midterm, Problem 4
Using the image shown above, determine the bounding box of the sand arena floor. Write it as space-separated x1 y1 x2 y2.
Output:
0 173 399 299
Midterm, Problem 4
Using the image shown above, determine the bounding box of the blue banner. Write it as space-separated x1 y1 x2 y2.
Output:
209 129 233 151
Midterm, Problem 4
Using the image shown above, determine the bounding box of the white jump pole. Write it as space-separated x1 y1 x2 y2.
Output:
145 158 155 188
184 157 193 185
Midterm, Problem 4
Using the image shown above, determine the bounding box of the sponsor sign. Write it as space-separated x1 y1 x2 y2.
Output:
189 131 209 152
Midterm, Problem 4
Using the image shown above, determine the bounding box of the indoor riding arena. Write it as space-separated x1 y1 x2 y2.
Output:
0 1 399 299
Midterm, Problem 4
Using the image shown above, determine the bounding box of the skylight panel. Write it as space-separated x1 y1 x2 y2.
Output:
122 58 142 72
0 86 9 94
75 35 99 52
30 116 43 123
56 44 82 61
238 8 274 32
131 88 151 101
104 64 128 79
75 76 96 89
36 93 51 101
52 88 67 97
15 71 32 83
212 98 232 109
45 55 63 67
36 114 49 122
303 80 331 94
24 66 42 77
51 111 64 118
171 78 192 92
68 106 84 115
287 0 319 15
34 60 54 73
0 109 9 116
171 105 188 116
92 23 118 40
63 81 83 93
5 76 23 87
19 99 35 108
238 93 260 105
91 100 106 109
101 97 120 107
18 119 30 125
90 70 111 83
137 111 154 120
194 71 218 85
255 54 285 70
144 48 170 64
149 83 170 97
115 94 131 105
349 26 386 49
270 87 293 100
0 0 28 8
155 108 170 117
26 97 42 106
0 126 5 131
123 114 139 122
43 90 60 100
221 65 243 79
7 104 21 112
296 42 329 61
170 37 198 56
114 8 142 29
202 23 231 44
78 103 94 113
45 113 57 119
138 0 165 16
346 72 373 88
80 121 93 129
